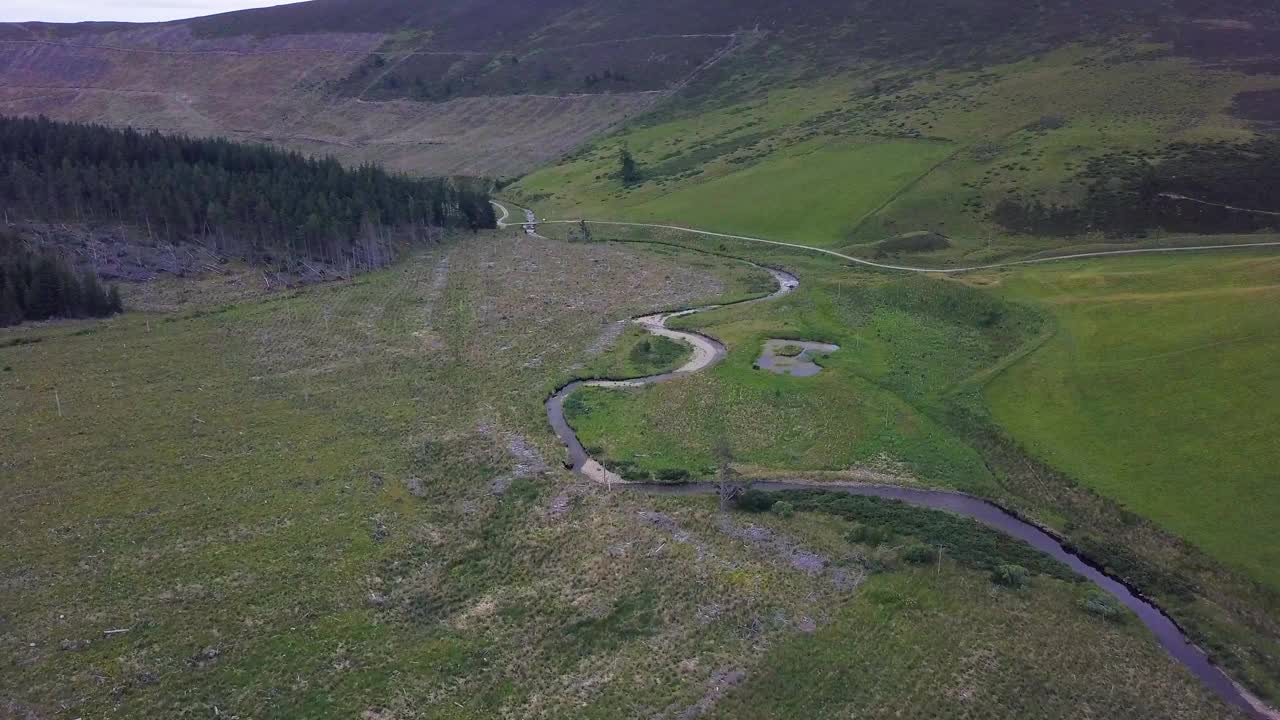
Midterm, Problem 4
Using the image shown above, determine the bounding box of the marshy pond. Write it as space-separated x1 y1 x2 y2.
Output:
755 339 839 377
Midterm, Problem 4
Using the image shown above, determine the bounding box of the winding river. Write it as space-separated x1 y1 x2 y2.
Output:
544 260 1269 719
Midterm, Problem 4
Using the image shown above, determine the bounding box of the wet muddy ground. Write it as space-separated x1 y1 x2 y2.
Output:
755 339 840 377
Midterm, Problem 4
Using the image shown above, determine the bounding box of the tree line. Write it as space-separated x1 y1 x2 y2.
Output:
0 115 495 270
1 230 122 327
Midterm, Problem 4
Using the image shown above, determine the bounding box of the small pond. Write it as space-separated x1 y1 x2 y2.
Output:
755 339 840 377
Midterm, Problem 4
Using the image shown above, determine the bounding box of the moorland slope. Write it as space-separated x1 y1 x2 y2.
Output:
5 0 1279 179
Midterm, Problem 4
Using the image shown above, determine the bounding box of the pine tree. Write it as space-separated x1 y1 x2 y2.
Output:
618 147 641 186
24 257 63 321
81 270 110 316
65 269 83 316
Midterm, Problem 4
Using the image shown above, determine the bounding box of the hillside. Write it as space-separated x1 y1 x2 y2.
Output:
3 0 1278 179
514 34 1280 262
0 23 654 177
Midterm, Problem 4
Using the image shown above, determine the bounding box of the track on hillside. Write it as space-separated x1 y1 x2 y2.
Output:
532 217 1280 273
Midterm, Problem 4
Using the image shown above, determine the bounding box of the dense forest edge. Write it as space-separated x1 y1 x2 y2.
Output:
1 229 122 327
0 115 496 282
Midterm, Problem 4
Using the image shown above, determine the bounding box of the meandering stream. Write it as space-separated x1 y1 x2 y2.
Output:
544 261 1268 719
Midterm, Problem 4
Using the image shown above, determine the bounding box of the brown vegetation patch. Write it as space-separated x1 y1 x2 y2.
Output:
1232 89 1280 131
716 516 865 591
1160 20 1280 62
342 35 730 101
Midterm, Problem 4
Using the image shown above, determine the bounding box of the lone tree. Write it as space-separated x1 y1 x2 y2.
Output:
618 147 642 186
713 437 744 511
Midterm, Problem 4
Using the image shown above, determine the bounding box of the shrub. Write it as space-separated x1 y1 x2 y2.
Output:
563 394 590 419
991 564 1030 589
0 336 42 348
866 585 917 608
655 468 690 482
776 344 804 358
1025 114 1067 132
771 500 795 518
781 490 1075 581
1067 535 1195 601
1081 591 1125 622
735 489 775 513
629 335 686 369
992 138 1280 237
846 523 894 546
860 547 900 574
604 458 651 482
620 466 652 482
876 232 951 254
903 543 935 564
879 276 1011 330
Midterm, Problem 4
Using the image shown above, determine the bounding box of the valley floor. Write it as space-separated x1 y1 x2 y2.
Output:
0 230 1256 719
540 220 1280 708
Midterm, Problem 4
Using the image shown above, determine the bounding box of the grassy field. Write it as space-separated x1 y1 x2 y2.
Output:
980 251 1280 590
512 43 1280 262
0 230 1253 719
582 137 955 248
564 235 1038 491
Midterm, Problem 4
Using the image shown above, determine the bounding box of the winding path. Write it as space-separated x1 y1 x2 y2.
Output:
493 200 1277 718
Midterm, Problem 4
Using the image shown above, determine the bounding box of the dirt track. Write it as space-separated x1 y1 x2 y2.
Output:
533 217 1280 273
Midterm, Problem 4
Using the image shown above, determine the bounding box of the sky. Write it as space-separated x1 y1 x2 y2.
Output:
0 0 311 24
